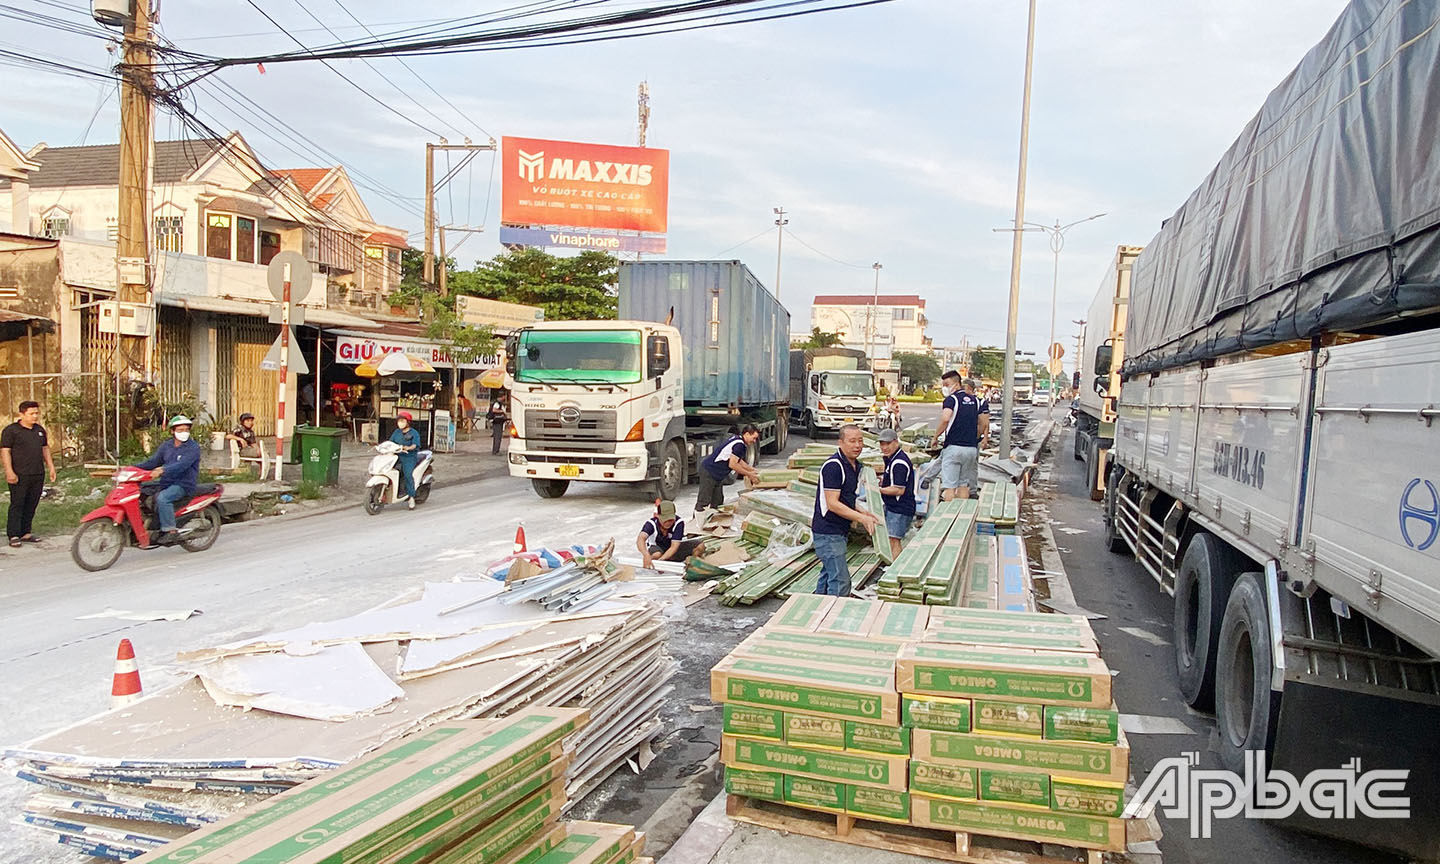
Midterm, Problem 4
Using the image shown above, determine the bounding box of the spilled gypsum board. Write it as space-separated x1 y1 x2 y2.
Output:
859 466 893 564
12 772 244 827
20 790 224 830
22 801 191 849
725 557 822 606
777 546 872 597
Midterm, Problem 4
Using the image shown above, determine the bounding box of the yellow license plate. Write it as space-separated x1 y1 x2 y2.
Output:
844 417 855 423
557 464 580 477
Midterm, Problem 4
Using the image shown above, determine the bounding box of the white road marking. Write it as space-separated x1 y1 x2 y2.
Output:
1121 713 1196 735
1120 625 1170 646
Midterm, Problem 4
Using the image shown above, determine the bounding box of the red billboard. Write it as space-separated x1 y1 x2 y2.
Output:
501 136 669 233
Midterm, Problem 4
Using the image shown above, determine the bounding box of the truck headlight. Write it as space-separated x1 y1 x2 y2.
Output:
616 456 643 469
508 453 527 465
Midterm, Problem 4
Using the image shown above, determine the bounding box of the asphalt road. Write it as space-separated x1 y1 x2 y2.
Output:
1039 427 1403 864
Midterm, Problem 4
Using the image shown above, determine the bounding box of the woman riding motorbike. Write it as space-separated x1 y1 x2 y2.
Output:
390 411 421 510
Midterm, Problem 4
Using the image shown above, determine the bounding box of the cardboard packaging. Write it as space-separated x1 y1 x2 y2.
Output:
1043 706 1120 744
723 767 783 802
785 713 846 750
818 597 883 637
972 699 1044 737
908 761 977 801
896 643 1113 708
867 602 930 641
721 735 908 791
531 822 637 864
844 721 910 755
902 695 971 733
845 786 911 824
783 774 846 813
739 628 903 657
1049 778 1127 818
977 769 1051 808
768 594 835 632
711 656 899 725
923 627 1100 655
722 705 784 741
910 795 1126 852
735 639 898 671
911 729 1130 784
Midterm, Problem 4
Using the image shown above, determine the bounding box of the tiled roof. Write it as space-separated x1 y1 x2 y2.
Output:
310 192 335 210
0 138 228 189
271 168 331 194
365 231 409 248
812 294 926 307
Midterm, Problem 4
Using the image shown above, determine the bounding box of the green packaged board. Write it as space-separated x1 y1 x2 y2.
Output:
901 695 971 733
721 736 908 791
897 643 1112 708
908 761 976 800
724 767 783 802
844 721 910 755
785 713 846 750
722 705 784 741
711 656 898 724
910 795 1125 852
844 786 910 824
972 699 1044 737
1043 706 1120 744
978 769 1051 808
783 775 846 813
912 729 1129 783
1050 778 1126 817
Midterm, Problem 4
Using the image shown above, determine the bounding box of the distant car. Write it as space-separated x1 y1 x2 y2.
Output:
1032 389 1052 407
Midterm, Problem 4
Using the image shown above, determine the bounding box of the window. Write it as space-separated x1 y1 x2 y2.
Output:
893 307 915 321
206 214 232 259
155 215 183 253
41 216 70 238
388 250 400 266
206 212 259 262
260 231 280 265
364 245 384 259
236 216 256 263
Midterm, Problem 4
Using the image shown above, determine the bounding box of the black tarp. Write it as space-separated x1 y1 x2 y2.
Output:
1124 0 1440 375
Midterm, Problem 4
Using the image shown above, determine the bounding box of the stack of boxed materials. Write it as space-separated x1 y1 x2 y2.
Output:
975 482 1020 535
876 499 979 606
959 532 1033 612
116 708 650 864
715 597 1129 855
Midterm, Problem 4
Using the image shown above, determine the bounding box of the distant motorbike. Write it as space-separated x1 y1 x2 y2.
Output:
364 440 434 515
876 406 900 431
71 467 224 571
1064 400 1079 428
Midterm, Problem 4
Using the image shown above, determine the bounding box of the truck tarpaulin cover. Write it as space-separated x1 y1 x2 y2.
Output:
502 136 669 233
1124 0 1440 375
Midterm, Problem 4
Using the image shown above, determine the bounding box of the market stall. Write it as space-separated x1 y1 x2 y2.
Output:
356 351 441 445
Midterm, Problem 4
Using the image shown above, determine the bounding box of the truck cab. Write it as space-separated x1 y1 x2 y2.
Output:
789 348 878 436
505 320 687 499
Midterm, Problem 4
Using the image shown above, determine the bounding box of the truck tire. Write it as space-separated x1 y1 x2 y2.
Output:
1104 469 1128 554
806 412 818 439
1174 533 1244 709
1074 427 1085 461
1083 437 1101 500
531 478 570 499
658 440 684 500
763 414 788 455
1215 573 1281 774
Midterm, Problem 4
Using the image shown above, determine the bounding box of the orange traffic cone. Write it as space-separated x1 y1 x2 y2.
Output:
111 638 143 709
513 523 527 555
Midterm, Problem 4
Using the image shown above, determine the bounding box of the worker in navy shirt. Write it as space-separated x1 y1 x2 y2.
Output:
134 415 202 544
695 424 761 513
636 499 701 569
810 424 879 596
934 371 990 500
876 428 915 559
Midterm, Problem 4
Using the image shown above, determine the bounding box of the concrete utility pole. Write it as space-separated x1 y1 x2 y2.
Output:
438 227 448 298
868 262 883 362
773 206 788 299
637 81 651 147
424 140 496 290
998 0 1039 460
116 0 155 379
423 142 435 285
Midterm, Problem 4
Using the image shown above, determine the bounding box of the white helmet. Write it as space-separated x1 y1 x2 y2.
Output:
168 415 194 428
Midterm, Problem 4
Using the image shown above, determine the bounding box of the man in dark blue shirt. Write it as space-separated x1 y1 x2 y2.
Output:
636 499 701 569
135 415 203 543
935 371 990 500
876 428 915 559
695 424 761 513
811 424 879 596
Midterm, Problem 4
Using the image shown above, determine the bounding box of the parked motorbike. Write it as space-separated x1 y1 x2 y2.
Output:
1063 399 1079 428
70 467 224 571
364 440 434 515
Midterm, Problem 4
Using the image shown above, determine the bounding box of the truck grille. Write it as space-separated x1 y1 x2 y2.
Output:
523 409 619 453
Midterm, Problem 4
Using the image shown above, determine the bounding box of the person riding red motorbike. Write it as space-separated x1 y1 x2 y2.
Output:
135 415 203 546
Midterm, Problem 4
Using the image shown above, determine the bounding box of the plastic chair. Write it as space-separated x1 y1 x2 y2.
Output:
229 438 269 476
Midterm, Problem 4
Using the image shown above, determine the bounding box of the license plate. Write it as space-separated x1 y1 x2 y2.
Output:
844 417 855 423
557 464 580 477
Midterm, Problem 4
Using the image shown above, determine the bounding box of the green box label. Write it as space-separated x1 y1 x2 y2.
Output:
742 644 895 670
845 786 910 822
1043 707 1120 744
724 767 783 802
730 739 900 788
783 775 845 812
902 696 971 733
1050 779 1126 817
973 700 1043 736
844 721 910 755
909 762 976 800
910 664 1095 704
725 678 885 722
723 705 784 740
921 732 1120 780
914 797 1119 848
979 770 1050 807
785 714 846 750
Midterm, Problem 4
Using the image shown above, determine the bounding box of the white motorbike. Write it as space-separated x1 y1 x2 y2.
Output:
876 405 900 431
364 440 434 515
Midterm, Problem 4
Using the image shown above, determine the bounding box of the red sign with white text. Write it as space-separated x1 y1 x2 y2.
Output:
501 136 669 233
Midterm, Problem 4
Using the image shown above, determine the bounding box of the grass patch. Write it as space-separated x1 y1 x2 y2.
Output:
292 479 327 500
1 466 112 538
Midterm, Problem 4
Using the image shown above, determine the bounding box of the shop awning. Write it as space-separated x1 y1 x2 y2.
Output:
156 294 383 329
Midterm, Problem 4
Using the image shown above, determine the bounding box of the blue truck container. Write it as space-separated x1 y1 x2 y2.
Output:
618 260 791 409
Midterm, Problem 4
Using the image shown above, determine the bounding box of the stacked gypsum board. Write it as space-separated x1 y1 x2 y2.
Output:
921 499 978 606
9 586 674 858
876 499 965 602
975 482 1019 535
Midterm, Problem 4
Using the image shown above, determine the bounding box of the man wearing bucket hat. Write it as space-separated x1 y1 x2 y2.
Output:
635 500 701 570
134 415 202 545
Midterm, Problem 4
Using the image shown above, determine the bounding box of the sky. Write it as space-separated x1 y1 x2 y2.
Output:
5 0 1352 373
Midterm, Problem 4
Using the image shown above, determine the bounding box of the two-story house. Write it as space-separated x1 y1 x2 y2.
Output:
810 293 932 364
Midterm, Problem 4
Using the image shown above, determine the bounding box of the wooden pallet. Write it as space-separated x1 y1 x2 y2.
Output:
725 795 1107 864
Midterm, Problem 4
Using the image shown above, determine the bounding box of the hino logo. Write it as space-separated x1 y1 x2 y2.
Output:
1399 477 1439 551
559 406 581 424
516 150 654 187
517 149 546 184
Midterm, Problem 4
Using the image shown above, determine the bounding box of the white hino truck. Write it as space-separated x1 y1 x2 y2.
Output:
1073 245 1142 500
1098 1 1438 856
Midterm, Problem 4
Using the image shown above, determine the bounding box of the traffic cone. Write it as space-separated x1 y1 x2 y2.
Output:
111 638 143 709
513 523 526 555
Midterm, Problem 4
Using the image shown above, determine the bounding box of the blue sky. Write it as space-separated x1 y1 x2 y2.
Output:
6 0 1350 366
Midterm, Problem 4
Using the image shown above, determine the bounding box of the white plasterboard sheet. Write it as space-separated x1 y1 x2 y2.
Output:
195 642 404 721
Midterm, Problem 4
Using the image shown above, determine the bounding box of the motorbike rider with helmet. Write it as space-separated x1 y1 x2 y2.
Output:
134 415 202 545
390 411 422 509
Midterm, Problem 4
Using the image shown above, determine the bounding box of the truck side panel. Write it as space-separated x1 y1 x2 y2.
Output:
1078 247 1139 421
1144 369 1202 496
618 260 790 407
1304 329 1440 655
1114 373 1149 477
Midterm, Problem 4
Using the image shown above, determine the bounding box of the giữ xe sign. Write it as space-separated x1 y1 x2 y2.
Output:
501 136 670 233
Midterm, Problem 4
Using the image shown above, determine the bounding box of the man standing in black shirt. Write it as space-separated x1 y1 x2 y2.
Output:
2 400 57 547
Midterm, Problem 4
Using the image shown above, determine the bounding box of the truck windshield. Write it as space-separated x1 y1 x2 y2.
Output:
820 373 875 397
515 330 642 384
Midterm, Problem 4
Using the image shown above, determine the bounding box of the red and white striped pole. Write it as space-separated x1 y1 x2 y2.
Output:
274 262 291 481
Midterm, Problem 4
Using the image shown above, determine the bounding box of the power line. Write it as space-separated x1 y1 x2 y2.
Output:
709 227 772 258
782 227 870 269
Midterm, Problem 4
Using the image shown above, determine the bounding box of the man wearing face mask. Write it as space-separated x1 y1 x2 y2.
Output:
933 371 989 500
134 415 202 545
390 411 422 509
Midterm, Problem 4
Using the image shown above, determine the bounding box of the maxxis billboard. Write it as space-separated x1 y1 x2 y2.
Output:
501 136 669 233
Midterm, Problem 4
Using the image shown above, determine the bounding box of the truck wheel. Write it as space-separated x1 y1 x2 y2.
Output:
1073 427 1085 461
1215 573 1281 774
531 478 570 499
806 412 817 439
763 414 788 455
659 441 684 500
1104 469 1128 554
1174 533 1244 709
1083 438 1101 500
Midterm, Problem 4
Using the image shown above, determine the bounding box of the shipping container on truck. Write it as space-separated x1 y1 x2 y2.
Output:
788 347 878 437
1073 245 1142 500
1096 1 1440 856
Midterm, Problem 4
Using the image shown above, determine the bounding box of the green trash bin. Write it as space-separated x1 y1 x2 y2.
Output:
297 426 347 486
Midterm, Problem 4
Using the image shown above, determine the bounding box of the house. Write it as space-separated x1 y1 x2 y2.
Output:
810 293 931 366
0 129 411 442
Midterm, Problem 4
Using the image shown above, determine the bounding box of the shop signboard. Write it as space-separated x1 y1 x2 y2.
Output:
501 136 669 233
455 295 546 332
498 225 667 254
335 334 499 370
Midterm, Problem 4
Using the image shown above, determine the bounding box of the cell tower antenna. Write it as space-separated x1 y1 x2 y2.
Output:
637 81 651 147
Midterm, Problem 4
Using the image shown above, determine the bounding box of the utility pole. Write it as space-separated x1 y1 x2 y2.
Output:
424 140 495 289
423 142 435 285
115 0 155 381
773 206 788 299
868 262 883 363
637 81 651 147
438 227 448 298
999 0 1038 460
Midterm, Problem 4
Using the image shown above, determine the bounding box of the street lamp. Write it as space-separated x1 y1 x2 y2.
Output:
773 207 788 299
1028 214 1105 420
867 262 883 363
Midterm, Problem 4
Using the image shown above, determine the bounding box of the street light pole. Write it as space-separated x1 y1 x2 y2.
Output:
773 207 788 299
999 0 1038 461
1027 213 1104 420
868 262 883 363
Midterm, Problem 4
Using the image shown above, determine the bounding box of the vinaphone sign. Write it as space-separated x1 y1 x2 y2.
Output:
500 136 670 234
